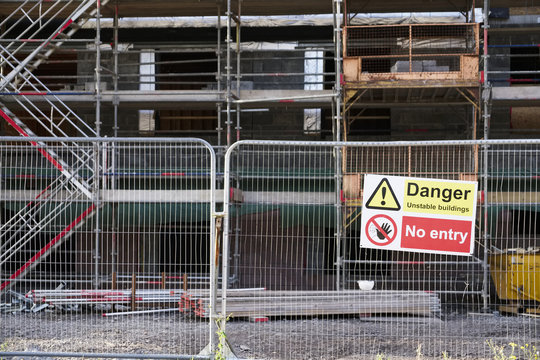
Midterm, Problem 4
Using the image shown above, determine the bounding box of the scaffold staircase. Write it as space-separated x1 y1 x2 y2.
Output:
0 0 108 292
0 0 108 90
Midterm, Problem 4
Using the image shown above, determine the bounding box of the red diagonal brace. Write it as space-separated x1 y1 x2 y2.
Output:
0 108 64 171
0 204 95 291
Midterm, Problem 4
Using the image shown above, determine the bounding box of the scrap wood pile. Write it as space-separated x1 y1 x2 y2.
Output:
180 289 442 318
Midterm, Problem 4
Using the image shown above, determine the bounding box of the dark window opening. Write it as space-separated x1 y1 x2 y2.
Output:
159 222 210 275
510 47 540 85
155 52 217 134
346 108 391 137
510 210 539 236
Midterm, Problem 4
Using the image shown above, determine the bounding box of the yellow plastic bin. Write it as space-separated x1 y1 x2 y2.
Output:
488 249 540 314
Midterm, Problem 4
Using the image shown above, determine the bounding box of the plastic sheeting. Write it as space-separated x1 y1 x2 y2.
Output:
349 14 466 25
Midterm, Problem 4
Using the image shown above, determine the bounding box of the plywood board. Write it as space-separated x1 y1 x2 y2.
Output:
343 58 360 82
343 174 363 199
462 56 480 81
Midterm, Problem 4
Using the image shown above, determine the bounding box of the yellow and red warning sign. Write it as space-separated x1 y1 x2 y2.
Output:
359 174 478 256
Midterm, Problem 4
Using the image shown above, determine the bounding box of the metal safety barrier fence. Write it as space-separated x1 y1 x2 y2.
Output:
219 139 539 360
1 137 540 360
0 137 217 359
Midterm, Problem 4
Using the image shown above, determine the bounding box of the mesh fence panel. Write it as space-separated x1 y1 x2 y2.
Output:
220 140 539 360
345 24 478 75
1 138 539 360
0 138 215 358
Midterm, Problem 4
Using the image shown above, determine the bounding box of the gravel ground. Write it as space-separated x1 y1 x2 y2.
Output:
1 310 539 360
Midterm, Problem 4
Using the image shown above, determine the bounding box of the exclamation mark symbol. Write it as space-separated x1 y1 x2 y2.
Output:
381 187 386 206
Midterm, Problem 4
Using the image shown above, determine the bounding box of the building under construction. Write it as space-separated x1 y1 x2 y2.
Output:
0 0 539 330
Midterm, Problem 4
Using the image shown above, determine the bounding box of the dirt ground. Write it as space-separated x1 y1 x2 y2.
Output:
1 310 538 360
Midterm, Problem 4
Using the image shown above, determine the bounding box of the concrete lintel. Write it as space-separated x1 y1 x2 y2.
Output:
492 86 540 106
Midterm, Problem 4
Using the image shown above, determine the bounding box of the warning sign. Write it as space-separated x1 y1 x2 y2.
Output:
360 174 478 256
365 178 401 211
401 216 472 254
404 179 476 217
365 214 397 246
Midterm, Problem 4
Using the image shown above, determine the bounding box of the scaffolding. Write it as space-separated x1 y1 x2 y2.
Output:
0 0 538 320
1 1 540 360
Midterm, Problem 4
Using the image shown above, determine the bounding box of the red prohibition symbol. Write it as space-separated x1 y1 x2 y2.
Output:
365 214 398 246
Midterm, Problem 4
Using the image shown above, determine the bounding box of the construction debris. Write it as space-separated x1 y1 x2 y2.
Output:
180 289 442 319
102 308 179 317
3 288 441 319
27 289 187 307
249 316 269 323
1 290 50 313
